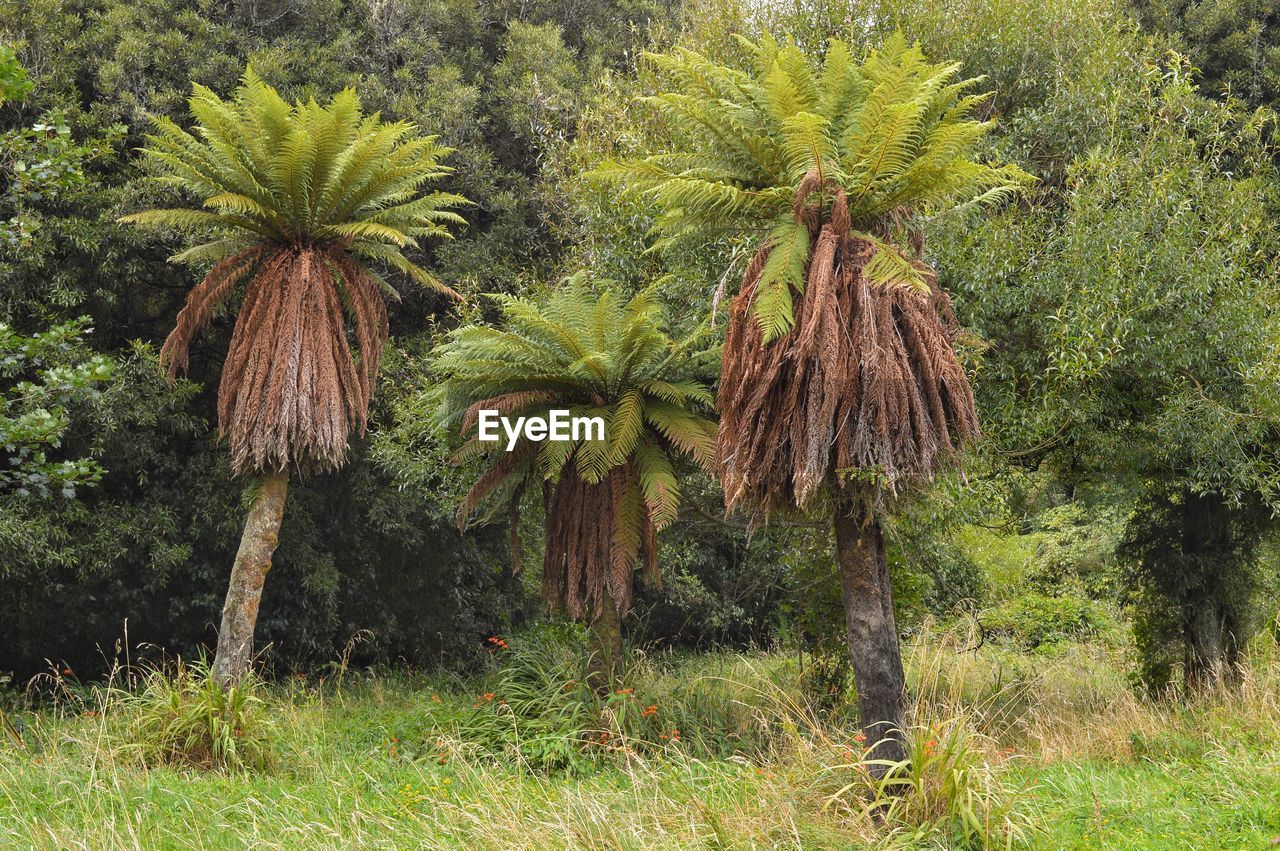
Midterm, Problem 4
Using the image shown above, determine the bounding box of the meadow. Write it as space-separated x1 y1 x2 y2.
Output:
4 622 1278 850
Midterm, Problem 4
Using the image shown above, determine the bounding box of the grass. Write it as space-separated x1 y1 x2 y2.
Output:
2 626 1279 849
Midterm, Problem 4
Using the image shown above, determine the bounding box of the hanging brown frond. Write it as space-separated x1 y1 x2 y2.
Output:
159 247 265 378
167 244 392 475
718 171 979 518
460 391 556 435
456 437 537 527
543 464 657 620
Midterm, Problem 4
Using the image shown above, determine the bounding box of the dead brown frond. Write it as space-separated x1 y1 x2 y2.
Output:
718 172 979 517
543 465 656 620
159 247 265 378
162 244 393 475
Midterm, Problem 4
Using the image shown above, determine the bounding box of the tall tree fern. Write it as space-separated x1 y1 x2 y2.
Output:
122 71 468 687
434 277 716 683
599 32 1030 341
599 33 1030 769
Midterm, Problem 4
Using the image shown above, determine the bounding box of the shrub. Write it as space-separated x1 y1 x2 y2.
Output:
451 626 809 772
452 626 602 773
981 591 1105 649
116 659 274 772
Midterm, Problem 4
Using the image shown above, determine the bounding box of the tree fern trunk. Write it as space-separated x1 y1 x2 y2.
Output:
212 469 289 688
587 597 623 692
834 501 907 775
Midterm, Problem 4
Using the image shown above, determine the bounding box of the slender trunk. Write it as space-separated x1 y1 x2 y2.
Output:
587 597 623 692
211 469 289 689
834 501 907 774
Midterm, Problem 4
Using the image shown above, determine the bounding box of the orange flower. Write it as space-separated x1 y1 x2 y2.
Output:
483 692 495 702
669 729 681 742
641 705 657 717
615 688 634 695
852 732 867 744
432 694 442 703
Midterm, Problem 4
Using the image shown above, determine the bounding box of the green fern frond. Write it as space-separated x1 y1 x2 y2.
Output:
595 30 1034 338
756 219 810 342
122 70 467 296
434 276 715 530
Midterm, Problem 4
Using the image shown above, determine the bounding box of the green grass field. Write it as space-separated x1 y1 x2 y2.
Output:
3 629 1279 849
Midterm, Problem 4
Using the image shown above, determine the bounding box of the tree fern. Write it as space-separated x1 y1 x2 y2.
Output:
434 275 716 620
598 32 1033 341
117 70 469 688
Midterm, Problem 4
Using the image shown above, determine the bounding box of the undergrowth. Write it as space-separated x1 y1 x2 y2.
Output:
2 621 1279 848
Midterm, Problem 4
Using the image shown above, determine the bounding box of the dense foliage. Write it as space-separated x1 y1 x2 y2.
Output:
3 0 1280 702
0 0 677 679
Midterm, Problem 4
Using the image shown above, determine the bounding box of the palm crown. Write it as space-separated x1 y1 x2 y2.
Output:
434 278 716 618
123 72 468 473
600 32 1032 341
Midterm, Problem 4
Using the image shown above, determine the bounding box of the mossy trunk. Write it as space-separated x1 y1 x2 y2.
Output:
834 501 907 775
587 597 623 692
211 469 289 689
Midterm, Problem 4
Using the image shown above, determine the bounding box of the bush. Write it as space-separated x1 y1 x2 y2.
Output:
981 592 1106 649
451 625 601 774
116 659 274 772
451 625 811 772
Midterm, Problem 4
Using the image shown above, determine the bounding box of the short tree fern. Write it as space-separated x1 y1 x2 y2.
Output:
433 277 716 680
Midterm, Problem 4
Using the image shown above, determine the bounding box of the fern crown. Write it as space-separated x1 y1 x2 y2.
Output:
121 69 469 297
434 275 717 531
597 32 1033 340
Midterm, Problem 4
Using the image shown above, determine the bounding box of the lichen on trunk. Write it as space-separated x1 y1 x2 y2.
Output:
211 469 289 688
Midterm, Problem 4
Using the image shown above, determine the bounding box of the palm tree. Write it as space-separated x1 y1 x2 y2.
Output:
599 33 1030 764
122 71 468 687
433 277 716 684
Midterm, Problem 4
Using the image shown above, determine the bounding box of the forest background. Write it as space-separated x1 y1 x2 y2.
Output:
4 0 1280 703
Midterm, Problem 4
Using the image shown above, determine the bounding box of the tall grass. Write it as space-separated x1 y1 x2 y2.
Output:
2 622 1279 848
113 658 274 772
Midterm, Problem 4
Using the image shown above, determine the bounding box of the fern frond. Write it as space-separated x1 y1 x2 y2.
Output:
598 30 1031 336
122 71 465 296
